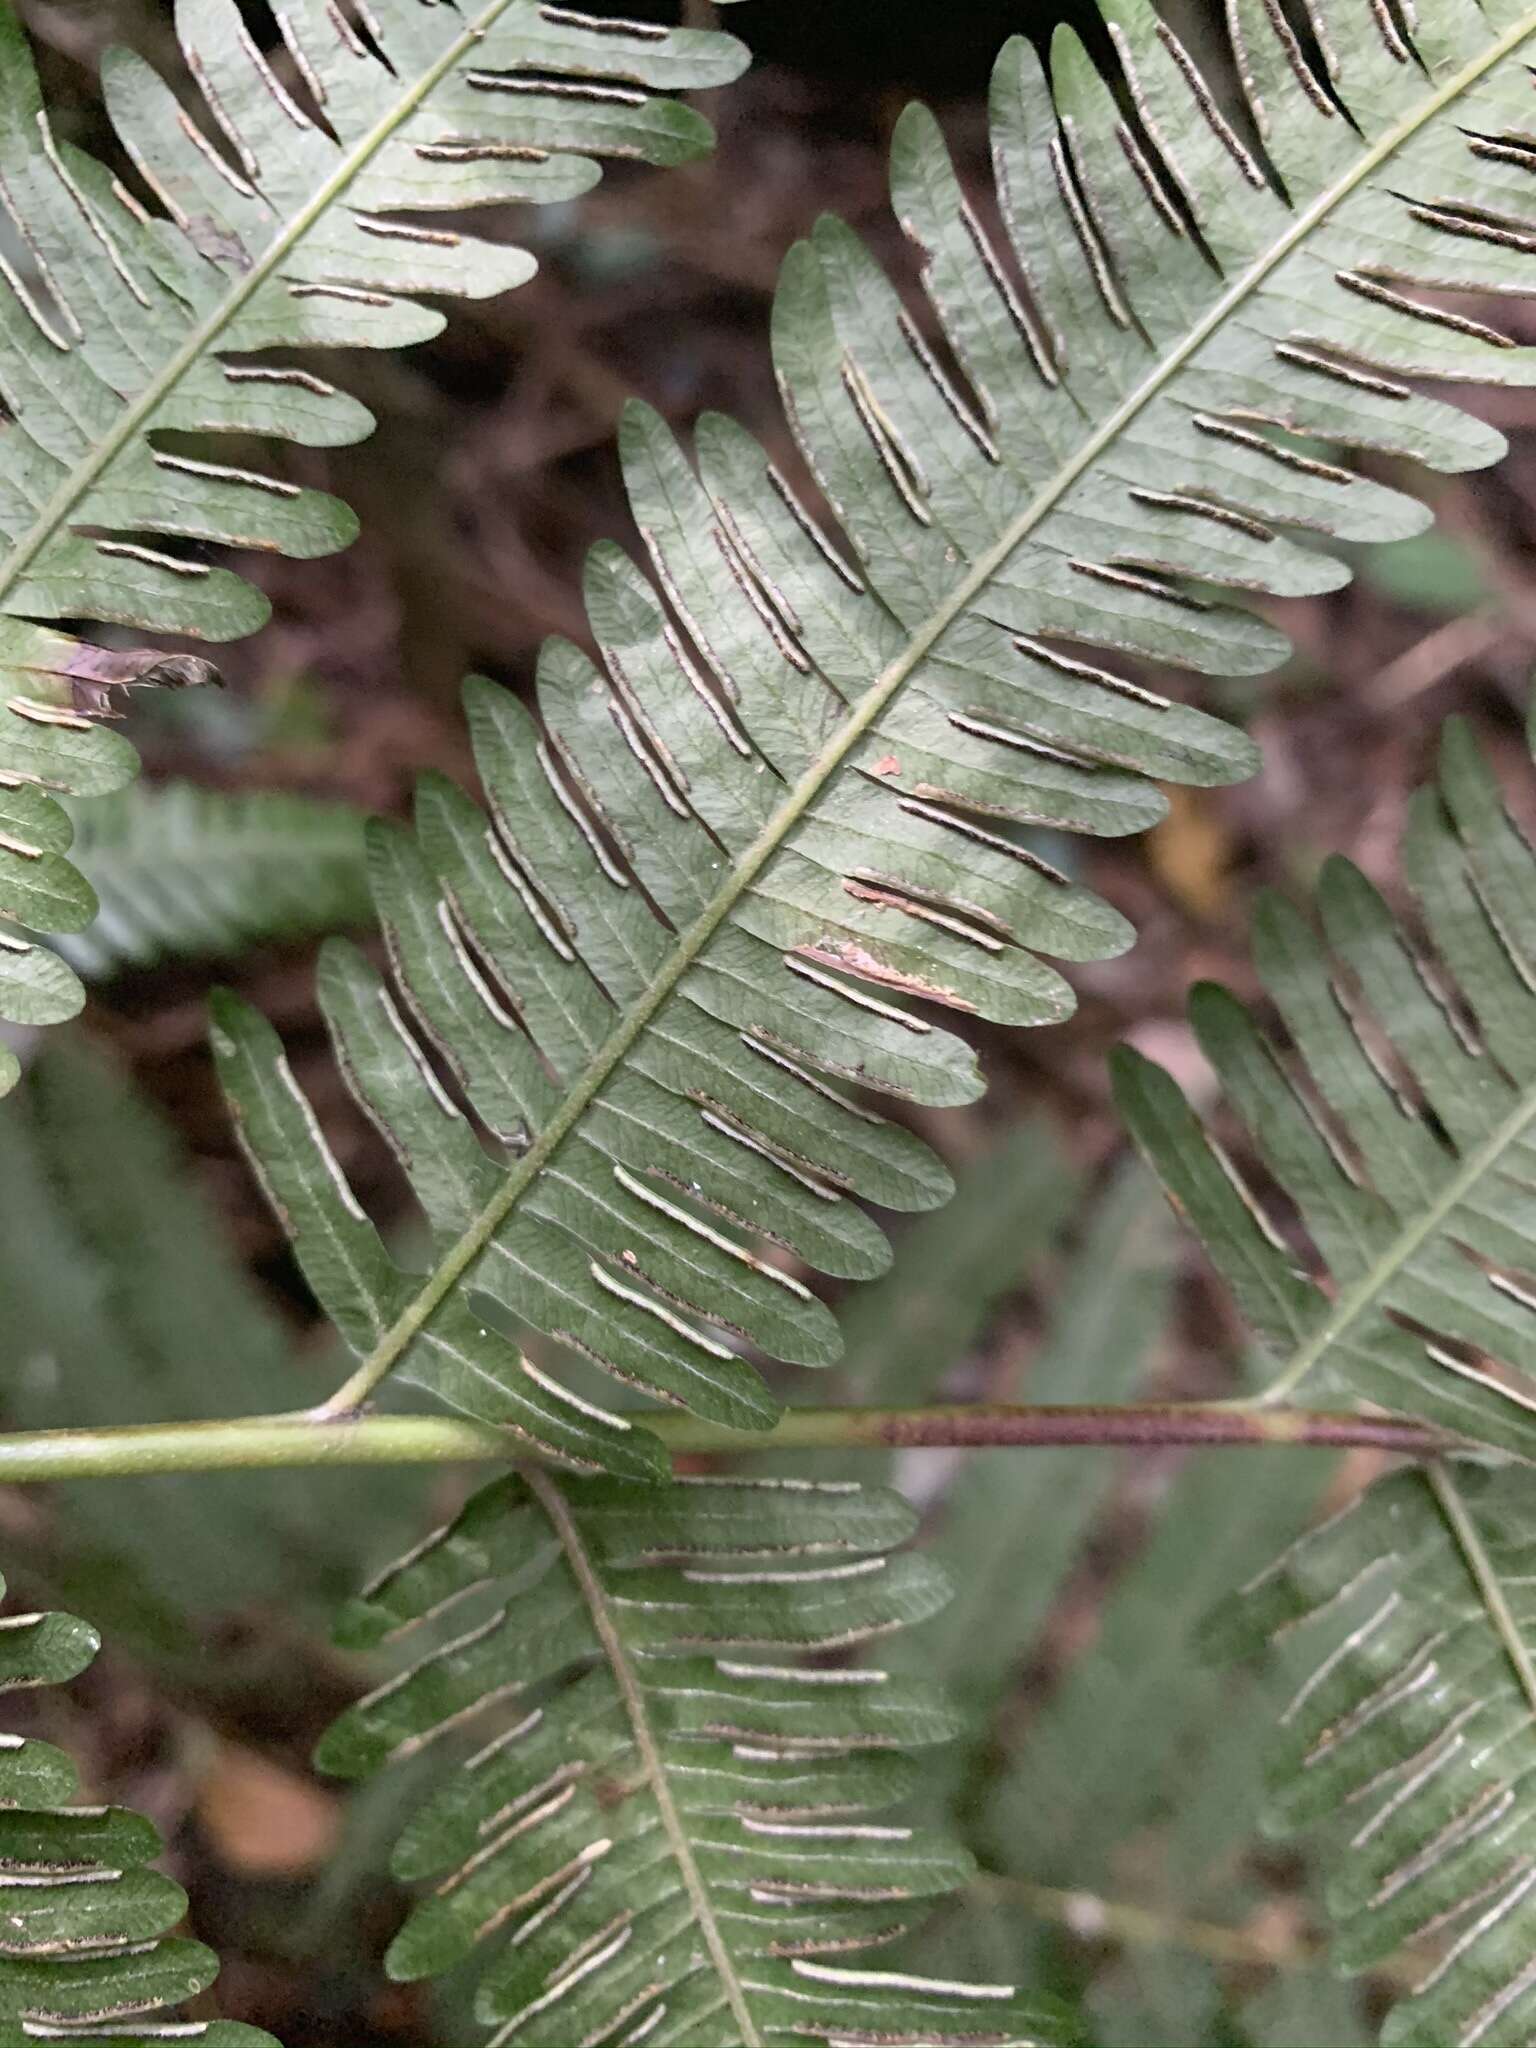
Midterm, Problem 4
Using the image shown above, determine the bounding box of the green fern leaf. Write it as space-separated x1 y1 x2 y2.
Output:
214 0 1536 1470
0 1039 427 1654
0 0 744 1081
317 1468 1075 2046
1114 706 1536 1460
0 1565 276 2043
54 780 370 977
940 1448 1344 2046
1206 1459 1536 2048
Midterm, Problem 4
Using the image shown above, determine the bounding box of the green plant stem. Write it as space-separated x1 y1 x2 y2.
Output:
0 1403 1452 1485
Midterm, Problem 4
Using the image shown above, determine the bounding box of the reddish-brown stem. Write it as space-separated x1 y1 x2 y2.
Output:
817 1404 1450 1455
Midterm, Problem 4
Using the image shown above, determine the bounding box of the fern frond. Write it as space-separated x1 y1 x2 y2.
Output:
54 780 370 977
1206 1460 1536 2048
0 1565 276 2042
0 0 744 1079
991 1449 1331 1888
1114 706 1536 1460
213 0 1536 1471
0 1039 424 1652
971 1448 1346 2048
316 1469 1074 2046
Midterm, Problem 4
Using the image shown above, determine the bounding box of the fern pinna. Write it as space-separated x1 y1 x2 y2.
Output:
1208 1462 1536 2048
0 0 744 1087
319 1471 1070 2045
1115 708 1536 1462
0 1568 274 2043
217 0 1536 1471
57 782 371 979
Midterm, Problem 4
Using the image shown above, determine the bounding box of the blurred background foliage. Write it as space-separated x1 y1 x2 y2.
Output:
1 0 1533 2040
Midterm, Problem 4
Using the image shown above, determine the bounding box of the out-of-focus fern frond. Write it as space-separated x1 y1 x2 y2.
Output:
935 1448 1346 2048
835 1121 1085 1423
0 1565 276 2042
1115 707 1536 1462
317 1470 1076 2047
1207 1461 1536 2048
53 780 370 978
893 1161 1171 1712
216 0 1536 1475
994 1451 1331 1888
0 0 744 1079
821 1171 1339 2047
0 1039 427 1657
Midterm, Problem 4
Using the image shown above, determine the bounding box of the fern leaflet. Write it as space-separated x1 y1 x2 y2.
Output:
216 0 1536 1473
55 781 370 977
0 0 743 1080
1207 1460 1536 2048
317 1470 1073 2046
1115 705 1536 1459
0 1565 275 2042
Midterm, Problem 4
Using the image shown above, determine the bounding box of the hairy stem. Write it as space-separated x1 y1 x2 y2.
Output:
0 1403 1452 1484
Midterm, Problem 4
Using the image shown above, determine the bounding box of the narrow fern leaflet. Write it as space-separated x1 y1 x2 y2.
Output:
0 0 743 1079
319 1472 1072 2046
